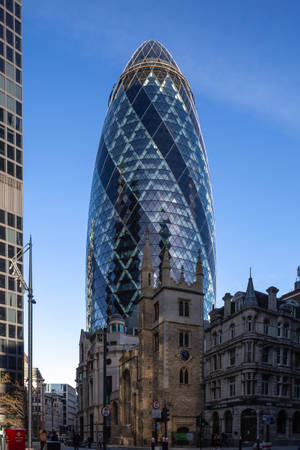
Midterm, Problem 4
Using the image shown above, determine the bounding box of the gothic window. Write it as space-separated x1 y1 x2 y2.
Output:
154 302 159 321
179 331 190 347
179 300 190 317
179 368 188 385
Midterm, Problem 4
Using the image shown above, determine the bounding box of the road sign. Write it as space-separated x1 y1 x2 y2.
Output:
101 406 111 417
152 400 160 409
263 415 271 425
152 409 161 419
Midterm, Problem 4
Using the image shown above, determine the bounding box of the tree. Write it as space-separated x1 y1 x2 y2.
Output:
0 373 26 427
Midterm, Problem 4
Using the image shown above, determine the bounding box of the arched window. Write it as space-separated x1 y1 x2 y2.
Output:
184 369 189 384
277 322 282 337
224 410 233 434
180 368 188 385
180 368 184 384
247 316 253 332
230 324 235 339
277 410 287 434
292 411 300 434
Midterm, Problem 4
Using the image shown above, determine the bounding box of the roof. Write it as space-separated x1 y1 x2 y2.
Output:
123 40 180 73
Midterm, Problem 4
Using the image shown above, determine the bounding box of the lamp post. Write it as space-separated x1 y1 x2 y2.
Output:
9 236 35 449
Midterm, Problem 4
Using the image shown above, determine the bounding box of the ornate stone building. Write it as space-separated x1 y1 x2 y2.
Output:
117 232 205 446
76 315 138 441
204 272 300 445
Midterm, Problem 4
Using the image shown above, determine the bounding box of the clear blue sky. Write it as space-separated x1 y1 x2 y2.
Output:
22 0 300 386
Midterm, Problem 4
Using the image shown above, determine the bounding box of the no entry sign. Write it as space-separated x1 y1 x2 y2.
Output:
101 406 111 417
152 400 160 409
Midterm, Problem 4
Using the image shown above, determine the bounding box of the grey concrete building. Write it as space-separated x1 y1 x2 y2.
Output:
204 272 300 445
45 384 77 433
44 392 64 433
76 314 138 441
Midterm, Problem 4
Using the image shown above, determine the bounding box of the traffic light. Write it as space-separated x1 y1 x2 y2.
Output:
196 415 207 428
162 406 170 422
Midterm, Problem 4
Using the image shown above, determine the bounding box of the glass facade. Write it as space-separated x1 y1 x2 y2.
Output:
87 40 216 331
0 0 23 382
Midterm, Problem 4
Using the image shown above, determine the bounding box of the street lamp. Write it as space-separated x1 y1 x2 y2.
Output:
9 236 35 449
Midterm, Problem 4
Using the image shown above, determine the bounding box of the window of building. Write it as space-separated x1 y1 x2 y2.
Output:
229 349 235 366
219 331 222 344
213 332 217 346
262 346 269 363
294 379 300 399
213 355 217 371
277 348 281 365
8 324 15 338
246 342 253 363
154 302 159 321
244 372 256 395
283 323 289 338
211 380 216 399
7 213 14 228
0 210 4 224
229 377 235 397
179 331 190 347
218 354 222 370
247 316 253 332
296 329 300 344
230 324 235 339
262 375 269 395
263 319 269 335
283 349 288 366
277 322 282 337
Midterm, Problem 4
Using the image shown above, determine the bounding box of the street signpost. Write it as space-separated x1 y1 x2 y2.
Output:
101 406 111 418
153 400 160 409
152 409 161 419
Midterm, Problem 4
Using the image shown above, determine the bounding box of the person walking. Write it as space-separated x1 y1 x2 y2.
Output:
73 433 81 450
39 429 47 450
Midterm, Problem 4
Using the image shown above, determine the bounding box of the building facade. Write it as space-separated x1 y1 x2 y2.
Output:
0 0 24 395
204 274 300 445
86 39 216 332
116 234 205 446
45 384 77 433
76 315 138 441
24 356 45 436
44 392 64 433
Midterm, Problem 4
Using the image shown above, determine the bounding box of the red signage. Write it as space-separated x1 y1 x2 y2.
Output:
101 406 111 417
6 429 26 450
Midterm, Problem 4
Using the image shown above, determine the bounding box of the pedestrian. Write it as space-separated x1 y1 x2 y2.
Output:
87 436 92 448
97 433 103 449
73 433 81 450
39 429 47 450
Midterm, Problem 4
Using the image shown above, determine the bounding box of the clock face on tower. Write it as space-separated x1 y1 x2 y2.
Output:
180 349 190 361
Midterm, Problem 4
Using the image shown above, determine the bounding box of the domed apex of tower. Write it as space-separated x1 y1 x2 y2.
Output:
86 40 216 332
124 40 180 72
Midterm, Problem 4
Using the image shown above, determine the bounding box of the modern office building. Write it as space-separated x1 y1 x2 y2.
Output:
45 384 77 432
0 0 24 388
87 40 216 331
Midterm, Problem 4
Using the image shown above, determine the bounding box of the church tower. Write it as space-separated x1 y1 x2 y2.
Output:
136 238 205 444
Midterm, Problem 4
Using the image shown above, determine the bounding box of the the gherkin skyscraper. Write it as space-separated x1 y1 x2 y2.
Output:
87 40 216 331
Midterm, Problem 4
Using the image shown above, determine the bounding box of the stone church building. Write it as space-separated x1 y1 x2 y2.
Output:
116 231 205 445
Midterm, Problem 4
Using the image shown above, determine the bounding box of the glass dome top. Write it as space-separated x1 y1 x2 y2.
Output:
124 40 180 73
